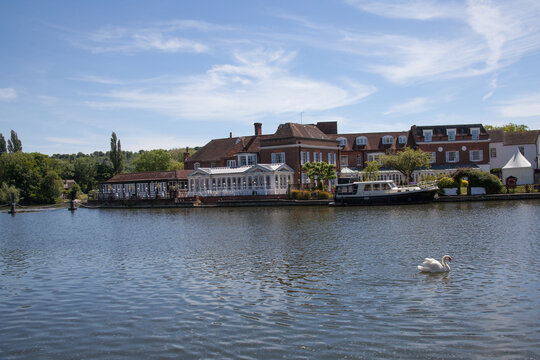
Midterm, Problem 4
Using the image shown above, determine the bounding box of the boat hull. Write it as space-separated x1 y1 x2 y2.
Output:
334 188 437 206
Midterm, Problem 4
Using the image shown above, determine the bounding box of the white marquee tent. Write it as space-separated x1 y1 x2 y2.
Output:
502 149 534 185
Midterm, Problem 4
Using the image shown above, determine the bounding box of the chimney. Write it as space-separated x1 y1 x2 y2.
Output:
183 146 190 162
254 122 262 136
316 121 338 135
230 132 232 138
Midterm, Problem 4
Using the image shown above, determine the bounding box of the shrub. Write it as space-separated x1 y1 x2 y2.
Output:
290 190 311 200
452 169 503 194
437 177 458 189
312 190 331 199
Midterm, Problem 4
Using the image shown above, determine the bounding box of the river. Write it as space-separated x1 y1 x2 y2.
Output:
1 201 539 359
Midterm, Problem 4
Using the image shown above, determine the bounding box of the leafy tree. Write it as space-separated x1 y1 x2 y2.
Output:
73 157 97 193
381 148 431 184
362 160 380 181
0 152 42 203
133 150 173 172
302 162 336 190
96 159 115 182
485 123 529 132
0 133 6 155
39 171 63 204
7 130 22 153
69 183 82 199
451 168 502 194
0 183 20 204
110 132 123 174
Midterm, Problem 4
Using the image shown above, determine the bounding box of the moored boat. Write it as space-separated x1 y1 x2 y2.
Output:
333 180 437 205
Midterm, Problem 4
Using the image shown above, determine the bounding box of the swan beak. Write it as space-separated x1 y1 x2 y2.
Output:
448 257 452 262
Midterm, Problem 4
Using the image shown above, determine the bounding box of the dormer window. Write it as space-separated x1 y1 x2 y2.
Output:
423 130 433 142
194 162 200 170
336 137 347 147
471 128 480 140
447 129 456 141
398 135 407 144
382 135 394 145
356 136 368 146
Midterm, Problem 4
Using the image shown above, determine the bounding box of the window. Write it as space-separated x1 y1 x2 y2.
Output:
356 136 368 146
301 173 309 184
210 163 216 168
423 130 433 142
313 152 322 163
446 151 459 163
194 162 200 169
271 152 285 164
227 160 237 168
429 152 436 164
447 129 456 141
336 137 347 147
239 154 257 166
328 153 336 165
518 146 525 155
340 155 349 167
382 135 394 144
301 151 310 165
398 135 407 144
356 154 362 167
372 183 380 191
367 153 383 163
471 128 480 140
470 150 483 162
490 148 497 158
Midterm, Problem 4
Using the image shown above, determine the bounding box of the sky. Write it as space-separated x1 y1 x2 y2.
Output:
1 0 540 155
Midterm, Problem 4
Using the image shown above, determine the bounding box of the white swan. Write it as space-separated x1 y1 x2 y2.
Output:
417 255 452 273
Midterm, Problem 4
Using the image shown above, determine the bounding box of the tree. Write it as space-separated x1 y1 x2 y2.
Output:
73 157 97 193
0 133 6 155
110 132 123 175
0 152 42 203
7 130 22 153
381 148 431 184
133 150 173 172
0 183 20 204
39 171 63 204
362 161 380 181
301 162 336 190
485 123 529 132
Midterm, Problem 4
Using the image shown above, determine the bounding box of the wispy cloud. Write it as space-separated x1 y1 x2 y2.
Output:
383 97 432 116
0 88 17 101
482 75 498 101
84 49 376 122
344 0 463 20
497 93 540 117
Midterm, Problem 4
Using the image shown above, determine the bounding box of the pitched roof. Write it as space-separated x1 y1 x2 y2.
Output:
503 149 532 169
105 170 190 183
488 129 540 145
270 123 332 140
487 129 504 142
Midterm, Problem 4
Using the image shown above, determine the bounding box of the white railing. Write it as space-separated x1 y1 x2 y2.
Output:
342 169 453 184
189 186 288 197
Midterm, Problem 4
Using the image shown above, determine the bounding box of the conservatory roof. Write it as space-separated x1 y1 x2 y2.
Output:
188 163 294 176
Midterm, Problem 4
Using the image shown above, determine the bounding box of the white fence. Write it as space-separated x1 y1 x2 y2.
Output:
341 169 454 184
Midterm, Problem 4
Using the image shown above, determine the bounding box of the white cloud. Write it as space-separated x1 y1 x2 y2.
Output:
383 97 431 116
497 93 540 117
482 75 498 101
344 0 463 20
0 88 17 101
85 49 376 122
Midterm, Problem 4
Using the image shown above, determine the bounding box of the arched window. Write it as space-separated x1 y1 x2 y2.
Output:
398 135 407 144
336 137 347 147
356 136 368 146
382 135 394 144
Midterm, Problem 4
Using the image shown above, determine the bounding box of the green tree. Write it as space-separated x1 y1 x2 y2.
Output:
73 157 97 193
302 162 336 190
0 183 20 204
485 123 529 132
7 130 22 153
0 152 42 203
381 148 431 184
0 133 6 155
39 171 63 204
133 150 173 172
96 159 115 182
110 132 123 175
362 161 380 181
69 183 81 199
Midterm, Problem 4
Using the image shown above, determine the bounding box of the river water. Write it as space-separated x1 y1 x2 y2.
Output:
1 201 539 359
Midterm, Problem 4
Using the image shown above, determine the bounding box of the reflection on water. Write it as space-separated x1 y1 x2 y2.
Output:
1 201 539 359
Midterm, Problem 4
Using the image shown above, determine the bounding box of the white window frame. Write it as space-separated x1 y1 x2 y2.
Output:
447 128 456 141
328 153 336 165
398 135 407 144
471 128 480 140
301 151 310 165
469 150 483 162
194 162 200 169
446 151 459 163
490 148 497 158
356 136 368 146
423 130 433 142
227 159 237 168
429 152 436 164
340 155 348 167
367 152 383 163
336 137 347 147
271 152 285 164
382 135 394 145
356 154 362 167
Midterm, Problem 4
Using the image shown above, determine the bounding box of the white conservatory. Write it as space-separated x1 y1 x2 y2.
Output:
187 163 294 197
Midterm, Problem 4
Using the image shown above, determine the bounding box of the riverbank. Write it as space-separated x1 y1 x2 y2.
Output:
434 192 540 202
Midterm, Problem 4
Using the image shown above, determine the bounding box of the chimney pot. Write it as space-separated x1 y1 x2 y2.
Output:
254 122 262 136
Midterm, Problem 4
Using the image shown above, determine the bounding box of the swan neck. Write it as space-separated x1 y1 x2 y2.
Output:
442 257 450 270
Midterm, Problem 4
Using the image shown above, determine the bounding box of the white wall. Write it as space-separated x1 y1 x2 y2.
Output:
490 143 537 170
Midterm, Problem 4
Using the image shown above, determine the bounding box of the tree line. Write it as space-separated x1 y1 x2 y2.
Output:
0 130 198 205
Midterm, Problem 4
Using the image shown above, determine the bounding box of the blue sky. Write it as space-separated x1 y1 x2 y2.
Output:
1 0 540 154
